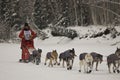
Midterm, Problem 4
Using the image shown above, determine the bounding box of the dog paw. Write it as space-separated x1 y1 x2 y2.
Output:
113 70 116 73
89 70 92 73
57 63 60 65
67 68 70 70
69 66 72 70
44 63 46 65
79 70 81 72
117 70 119 73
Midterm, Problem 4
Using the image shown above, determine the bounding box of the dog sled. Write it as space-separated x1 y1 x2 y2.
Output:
19 46 30 63
19 46 42 65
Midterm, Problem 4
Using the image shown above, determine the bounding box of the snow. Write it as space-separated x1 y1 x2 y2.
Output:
12 13 17 16
0 26 120 80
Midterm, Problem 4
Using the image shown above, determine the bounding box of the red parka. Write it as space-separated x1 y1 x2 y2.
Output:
19 29 36 60
19 29 36 49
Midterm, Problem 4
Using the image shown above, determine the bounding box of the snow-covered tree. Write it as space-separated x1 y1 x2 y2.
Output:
34 0 55 29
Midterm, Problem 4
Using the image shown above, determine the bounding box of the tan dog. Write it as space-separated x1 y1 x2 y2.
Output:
44 50 58 67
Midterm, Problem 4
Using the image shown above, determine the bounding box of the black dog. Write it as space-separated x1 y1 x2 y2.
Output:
58 48 76 70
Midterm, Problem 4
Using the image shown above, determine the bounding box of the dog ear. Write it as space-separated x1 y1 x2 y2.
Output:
72 48 74 51
117 47 119 50
38 48 42 53
38 48 40 51
38 48 41 50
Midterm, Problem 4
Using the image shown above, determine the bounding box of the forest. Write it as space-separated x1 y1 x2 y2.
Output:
0 0 120 40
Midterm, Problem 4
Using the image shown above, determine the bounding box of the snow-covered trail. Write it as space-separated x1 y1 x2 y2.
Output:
0 37 120 80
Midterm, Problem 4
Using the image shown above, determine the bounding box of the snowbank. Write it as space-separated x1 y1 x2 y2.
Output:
0 26 120 80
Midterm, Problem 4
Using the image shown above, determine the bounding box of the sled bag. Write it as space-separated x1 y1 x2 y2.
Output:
22 47 30 60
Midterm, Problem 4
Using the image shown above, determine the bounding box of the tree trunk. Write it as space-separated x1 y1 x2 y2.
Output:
73 0 78 26
89 0 97 25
